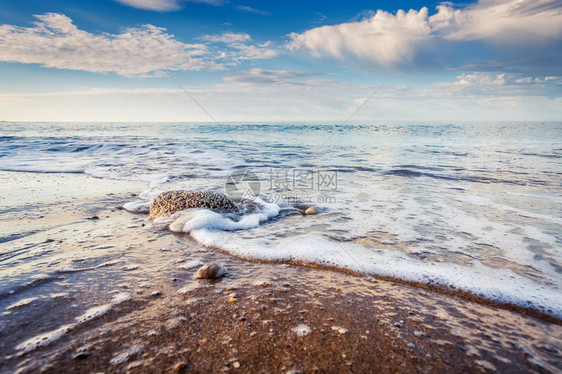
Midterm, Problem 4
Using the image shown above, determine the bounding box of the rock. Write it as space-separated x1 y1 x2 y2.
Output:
304 207 320 215
413 330 425 337
150 190 237 217
196 263 227 279
295 203 313 211
228 297 237 303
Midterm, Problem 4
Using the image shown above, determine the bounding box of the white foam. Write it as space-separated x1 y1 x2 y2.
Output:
74 304 113 325
111 292 132 304
123 201 151 214
169 198 280 234
16 324 73 353
15 292 131 354
292 324 311 336
187 230 562 318
7 297 39 310
177 260 204 270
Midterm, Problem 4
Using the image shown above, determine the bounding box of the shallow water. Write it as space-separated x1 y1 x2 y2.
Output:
0 121 561 317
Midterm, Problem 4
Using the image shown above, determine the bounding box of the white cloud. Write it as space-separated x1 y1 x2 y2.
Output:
236 5 270 16
455 73 506 86
0 14 276 77
431 72 562 99
224 68 327 84
114 0 224 12
289 8 431 67
200 32 251 44
289 0 562 72
431 0 562 43
114 0 182 11
200 32 278 61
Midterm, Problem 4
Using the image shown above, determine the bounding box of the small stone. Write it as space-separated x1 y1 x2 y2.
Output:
173 361 187 372
305 207 320 215
407 343 416 349
232 361 241 369
331 326 347 334
229 297 238 303
196 263 227 279
414 331 425 337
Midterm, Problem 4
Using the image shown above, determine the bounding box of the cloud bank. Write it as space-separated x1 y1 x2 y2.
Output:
2 73 559 122
289 0 562 73
224 69 326 84
0 13 276 77
289 8 431 67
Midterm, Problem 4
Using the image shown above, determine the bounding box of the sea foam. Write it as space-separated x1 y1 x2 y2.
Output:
15 293 131 354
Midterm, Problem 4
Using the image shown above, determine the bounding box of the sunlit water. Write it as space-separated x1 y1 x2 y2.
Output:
1 121 561 317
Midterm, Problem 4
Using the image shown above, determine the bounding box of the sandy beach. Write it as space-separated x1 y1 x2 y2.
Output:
0 171 560 373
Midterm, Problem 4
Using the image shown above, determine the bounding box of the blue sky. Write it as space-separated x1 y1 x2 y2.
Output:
0 0 560 121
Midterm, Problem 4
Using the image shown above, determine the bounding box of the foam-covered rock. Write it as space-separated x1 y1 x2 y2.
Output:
149 190 237 217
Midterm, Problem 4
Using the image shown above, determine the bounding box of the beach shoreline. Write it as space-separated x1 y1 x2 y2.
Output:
1 171 561 373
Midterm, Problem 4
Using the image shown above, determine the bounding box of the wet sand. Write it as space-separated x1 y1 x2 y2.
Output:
0 172 561 373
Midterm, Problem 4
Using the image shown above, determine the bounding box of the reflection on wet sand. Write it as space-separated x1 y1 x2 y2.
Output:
0 174 560 373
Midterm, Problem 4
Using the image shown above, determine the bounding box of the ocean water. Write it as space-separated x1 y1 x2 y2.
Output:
1 121 561 317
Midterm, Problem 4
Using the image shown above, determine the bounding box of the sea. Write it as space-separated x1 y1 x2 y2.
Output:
1 121 561 318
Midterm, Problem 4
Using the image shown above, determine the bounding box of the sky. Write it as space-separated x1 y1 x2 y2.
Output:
0 0 560 122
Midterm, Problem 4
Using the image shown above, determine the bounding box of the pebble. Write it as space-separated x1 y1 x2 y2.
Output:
407 343 416 349
196 263 227 279
331 326 348 334
229 298 238 303
305 207 320 215
413 331 425 337
173 361 187 372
